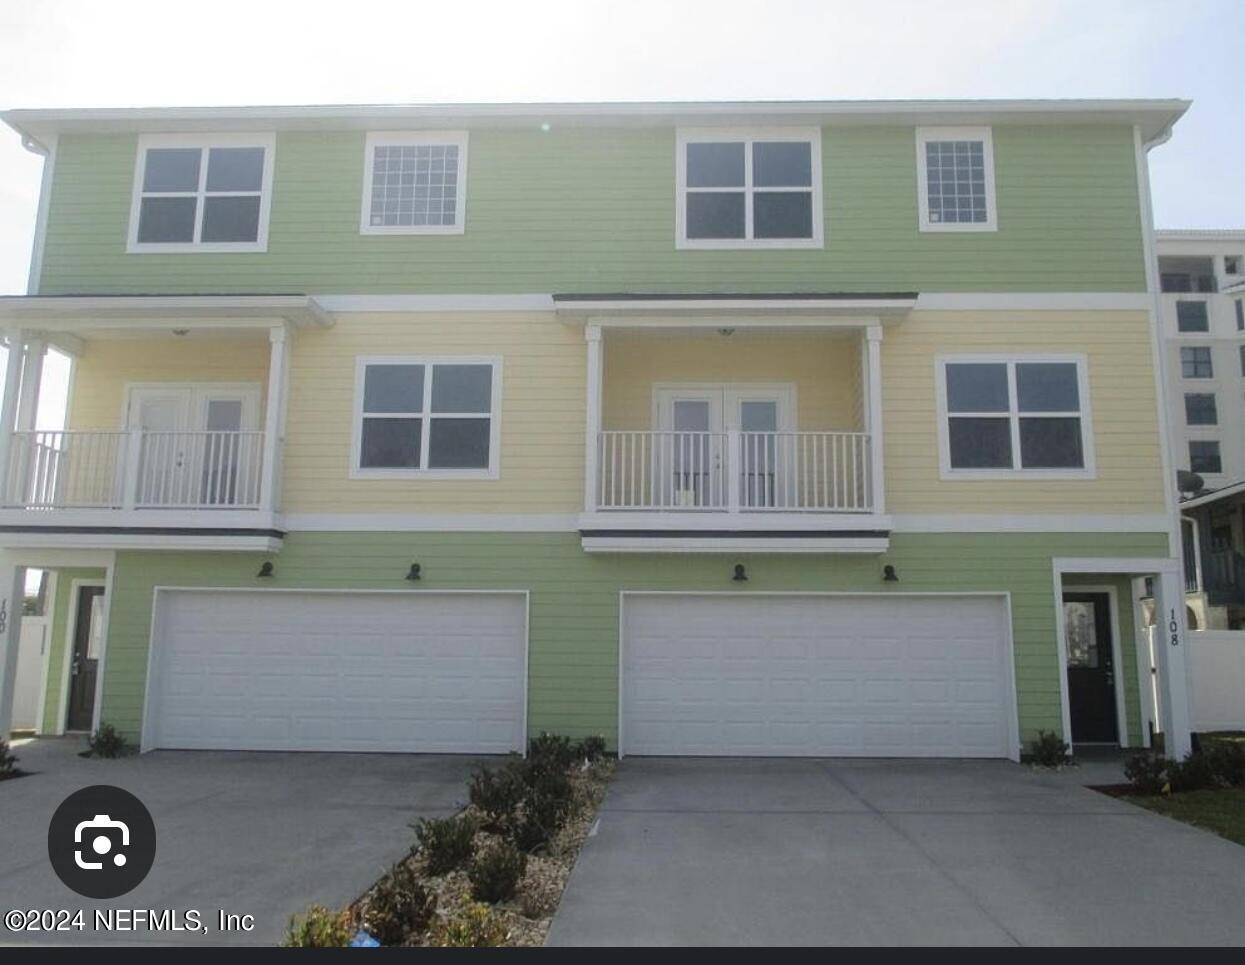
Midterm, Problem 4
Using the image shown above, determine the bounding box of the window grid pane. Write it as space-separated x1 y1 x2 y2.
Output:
1189 441 1222 475
1181 346 1213 379
683 137 816 242
1176 300 1210 333
1184 393 1218 426
925 140 987 224
369 143 460 227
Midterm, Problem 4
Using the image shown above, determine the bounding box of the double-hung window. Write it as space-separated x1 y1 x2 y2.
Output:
915 127 998 232
1184 393 1218 426
128 134 275 252
360 132 468 234
353 358 500 477
676 129 822 248
938 357 1092 476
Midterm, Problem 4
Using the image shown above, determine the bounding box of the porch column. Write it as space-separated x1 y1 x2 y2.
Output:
259 325 290 514
583 325 603 513
0 330 27 504
15 337 45 432
1152 567 1193 759
0 552 27 739
863 324 885 514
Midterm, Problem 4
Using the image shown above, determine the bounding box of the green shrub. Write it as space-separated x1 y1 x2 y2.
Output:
428 902 508 947
1021 730 1071 767
528 733 576 771
468 762 527 832
576 735 608 762
362 861 437 945
413 814 477 875
507 788 569 853
1167 751 1217 792
468 841 528 904
1204 739 1245 787
86 722 128 759
284 905 354 947
1124 751 1168 794
0 739 18 778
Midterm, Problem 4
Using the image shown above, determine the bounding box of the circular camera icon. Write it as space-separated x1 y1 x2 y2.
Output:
48 786 156 899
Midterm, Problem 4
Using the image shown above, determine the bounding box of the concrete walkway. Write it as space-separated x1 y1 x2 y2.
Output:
549 757 1245 946
0 737 486 945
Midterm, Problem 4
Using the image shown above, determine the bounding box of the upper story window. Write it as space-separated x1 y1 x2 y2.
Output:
1181 346 1213 379
676 128 823 249
128 134 275 252
1235 298 1244 331
937 356 1092 477
1176 300 1210 333
353 357 500 478
360 132 468 235
1189 440 1222 475
1225 255 1242 275
915 127 997 232
1184 393 1218 426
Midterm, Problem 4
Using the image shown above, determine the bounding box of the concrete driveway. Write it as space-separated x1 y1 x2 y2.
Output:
549 757 1245 946
0 737 484 945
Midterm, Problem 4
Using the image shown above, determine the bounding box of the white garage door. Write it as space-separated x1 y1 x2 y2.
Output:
145 590 526 753
622 594 1014 758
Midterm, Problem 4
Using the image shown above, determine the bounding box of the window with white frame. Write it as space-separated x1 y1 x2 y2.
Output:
354 358 499 475
1181 346 1213 379
1184 392 1218 426
360 132 468 234
1189 440 1222 475
939 358 1091 474
915 127 997 232
128 134 275 251
676 129 822 248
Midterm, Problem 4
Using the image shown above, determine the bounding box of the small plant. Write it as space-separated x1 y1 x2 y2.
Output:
0 738 19 779
1204 739 1245 787
1022 730 1071 767
528 732 576 771
86 722 128 759
284 905 354 947
428 902 508 947
468 841 528 903
576 735 608 762
362 860 437 945
413 814 477 875
1166 751 1217 792
1124 751 1168 794
507 788 569 853
468 762 527 832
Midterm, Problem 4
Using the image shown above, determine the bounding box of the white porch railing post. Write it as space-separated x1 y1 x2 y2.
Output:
583 325 603 513
1153 567 1193 760
0 330 26 506
259 325 289 514
726 428 740 514
864 324 885 514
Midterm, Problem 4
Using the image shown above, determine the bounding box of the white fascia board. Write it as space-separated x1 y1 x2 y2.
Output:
0 295 332 330
316 294 555 313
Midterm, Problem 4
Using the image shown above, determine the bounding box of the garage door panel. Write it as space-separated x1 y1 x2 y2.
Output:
148 591 526 753
623 595 1012 758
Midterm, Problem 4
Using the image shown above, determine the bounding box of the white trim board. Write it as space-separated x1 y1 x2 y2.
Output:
616 590 1020 761
283 512 578 532
32 570 57 734
892 514 1171 533
25 133 57 295
582 536 889 554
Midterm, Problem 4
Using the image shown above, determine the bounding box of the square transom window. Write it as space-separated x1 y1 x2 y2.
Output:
940 358 1090 474
916 127 997 232
361 132 468 234
677 130 822 248
129 135 274 251
355 359 499 475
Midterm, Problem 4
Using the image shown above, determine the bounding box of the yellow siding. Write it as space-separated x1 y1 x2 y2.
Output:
281 312 585 513
67 336 270 429
602 332 862 431
883 310 1166 514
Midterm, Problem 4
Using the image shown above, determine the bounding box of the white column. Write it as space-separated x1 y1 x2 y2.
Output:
583 325 603 513
259 325 290 514
15 338 44 432
864 325 885 514
0 553 26 739
1153 568 1193 759
0 331 26 504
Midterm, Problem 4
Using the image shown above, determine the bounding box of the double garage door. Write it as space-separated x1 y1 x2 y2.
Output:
144 590 1014 759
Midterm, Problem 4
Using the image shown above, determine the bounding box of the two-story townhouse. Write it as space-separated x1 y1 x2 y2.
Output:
1154 229 1245 629
0 99 1197 761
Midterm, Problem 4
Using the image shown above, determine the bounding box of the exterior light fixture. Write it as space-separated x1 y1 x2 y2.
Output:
257 561 274 578
732 563 748 582
172 329 189 336
406 563 422 582
882 564 899 582
718 327 736 336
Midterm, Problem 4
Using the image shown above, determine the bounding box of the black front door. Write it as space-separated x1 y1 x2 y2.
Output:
66 585 105 732
1063 592 1118 743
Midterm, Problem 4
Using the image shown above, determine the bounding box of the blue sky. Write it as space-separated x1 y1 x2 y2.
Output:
0 0 1241 295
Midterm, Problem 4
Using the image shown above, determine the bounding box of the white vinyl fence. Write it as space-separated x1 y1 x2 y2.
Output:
1187 630 1245 732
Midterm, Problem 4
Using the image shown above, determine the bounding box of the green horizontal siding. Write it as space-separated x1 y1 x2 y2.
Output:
97 531 1168 749
38 125 1146 295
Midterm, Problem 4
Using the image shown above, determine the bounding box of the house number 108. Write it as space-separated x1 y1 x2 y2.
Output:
1168 608 1180 647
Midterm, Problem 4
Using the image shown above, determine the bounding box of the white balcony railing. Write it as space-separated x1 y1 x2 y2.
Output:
3 429 266 510
596 429 873 513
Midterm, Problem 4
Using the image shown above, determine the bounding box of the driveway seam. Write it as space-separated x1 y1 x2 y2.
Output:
814 760 1024 947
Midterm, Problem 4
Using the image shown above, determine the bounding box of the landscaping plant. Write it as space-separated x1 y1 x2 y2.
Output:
428 902 508 947
468 761 527 832
0 738 18 779
86 722 128 758
528 732 577 771
576 735 608 763
1123 751 1169 794
361 861 437 945
1204 738 1245 787
1022 730 1071 767
413 814 477 875
468 841 528 904
284 905 354 947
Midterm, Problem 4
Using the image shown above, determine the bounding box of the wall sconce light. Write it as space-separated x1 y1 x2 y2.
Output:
882 564 899 583
406 563 422 582
172 328 189 337
718 327 736 337
257 561 275 578
732 563 748 582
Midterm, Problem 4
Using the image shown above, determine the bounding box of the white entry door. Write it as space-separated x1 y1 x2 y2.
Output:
622 594 1015 758
144 590 528 753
